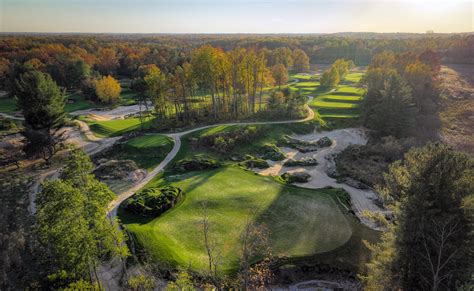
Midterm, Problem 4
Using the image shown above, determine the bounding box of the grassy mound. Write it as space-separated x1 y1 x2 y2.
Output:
239 155 269 169
258 143 285 161
173 155 221 172
120 166 353 273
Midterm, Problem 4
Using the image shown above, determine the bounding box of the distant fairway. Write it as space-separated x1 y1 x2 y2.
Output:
310 84 366 120
86 118 153 137
121 166 352 273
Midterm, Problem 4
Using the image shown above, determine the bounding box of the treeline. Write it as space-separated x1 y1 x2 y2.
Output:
7 44 309 163
1 33 473 91
362 49 441 140
131 45 308 125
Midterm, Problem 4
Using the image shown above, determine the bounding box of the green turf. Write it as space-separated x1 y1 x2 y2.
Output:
103 134 174 171
86 117 153 137
121 166 353 273
344 72 364 83
65 93 94 112
0 97 17 114
309 81 366 123
294 81 320 88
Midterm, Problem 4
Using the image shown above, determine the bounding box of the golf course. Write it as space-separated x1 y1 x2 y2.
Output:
121 166 354 272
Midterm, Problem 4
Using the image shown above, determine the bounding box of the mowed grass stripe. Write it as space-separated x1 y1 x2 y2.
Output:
121 166 352 273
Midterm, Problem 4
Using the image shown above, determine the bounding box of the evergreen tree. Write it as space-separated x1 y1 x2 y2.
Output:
363 72 416 138
363 143 473 290
14 70 66 163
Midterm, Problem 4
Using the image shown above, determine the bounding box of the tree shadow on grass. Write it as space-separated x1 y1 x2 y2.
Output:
247 184 379 275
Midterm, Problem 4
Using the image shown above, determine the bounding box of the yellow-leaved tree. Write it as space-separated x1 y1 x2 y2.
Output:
95 75 121 104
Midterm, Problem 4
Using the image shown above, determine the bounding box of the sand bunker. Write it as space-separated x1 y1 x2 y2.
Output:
255 128 387 229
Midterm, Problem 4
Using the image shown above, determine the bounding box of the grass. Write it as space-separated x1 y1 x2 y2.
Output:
310 84 366 123
0 97 17 114
102 134 174 171
120 166 355 273
85 117 153 137
65 93 94 112
344 72 364 83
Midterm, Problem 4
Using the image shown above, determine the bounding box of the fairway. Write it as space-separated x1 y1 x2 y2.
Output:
121 166 352 272
86 118 153 137
310 84 365 121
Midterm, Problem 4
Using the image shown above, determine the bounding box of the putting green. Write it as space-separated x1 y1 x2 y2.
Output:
121 166 352 272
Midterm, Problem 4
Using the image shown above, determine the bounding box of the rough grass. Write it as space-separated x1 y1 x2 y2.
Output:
103 134 174 171
120 166 353 273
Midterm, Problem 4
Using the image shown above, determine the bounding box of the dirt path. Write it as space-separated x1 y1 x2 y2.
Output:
255 128 387 230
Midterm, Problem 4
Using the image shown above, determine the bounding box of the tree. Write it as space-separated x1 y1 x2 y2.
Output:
239 214 270 290
36 149 130 284
166 271 196 291
363 143 473 290
363 72 415 138
143 65 168 120
0 57 11 88
320 66 340 88
95 75 121 104
97 48 118 75
66 59 91 89
332 59 353 79
199 202 221 285
270 47 293 67
14 70 66 163
292 49 310 72
271 64 288 87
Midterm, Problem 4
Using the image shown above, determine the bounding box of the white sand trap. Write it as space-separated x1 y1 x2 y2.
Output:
255 128 388 230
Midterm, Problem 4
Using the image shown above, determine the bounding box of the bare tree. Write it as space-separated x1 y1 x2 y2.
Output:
418 217 463 291
199 202 221 286
239 211 271 290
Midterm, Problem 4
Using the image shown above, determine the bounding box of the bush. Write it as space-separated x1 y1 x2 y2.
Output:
283 157 318 167
194 125 260 154
280 172 311 183
173 155 221 172
123 186 183 217
239 155 269 169
316 136 332 147
258 144 285 161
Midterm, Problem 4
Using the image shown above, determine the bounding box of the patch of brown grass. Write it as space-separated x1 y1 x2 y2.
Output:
439 65 474 154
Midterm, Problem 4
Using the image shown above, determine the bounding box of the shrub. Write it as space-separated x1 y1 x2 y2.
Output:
258 144 285 161
194 125 260 154
283 157 318 167
316 136 332 147
173 155 221 172
280 172 311 183
239 155 269 169
123 186 183 217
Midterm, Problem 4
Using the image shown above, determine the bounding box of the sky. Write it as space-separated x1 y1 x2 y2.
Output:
0 0 473 33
